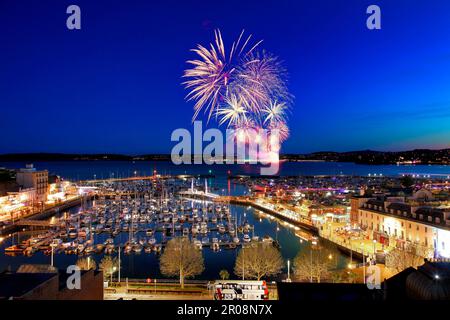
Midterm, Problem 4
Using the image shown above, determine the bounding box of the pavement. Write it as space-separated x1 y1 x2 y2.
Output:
321 221 392 258
104 292 213 300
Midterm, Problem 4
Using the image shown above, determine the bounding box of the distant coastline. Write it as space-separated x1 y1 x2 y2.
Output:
0 148 448 165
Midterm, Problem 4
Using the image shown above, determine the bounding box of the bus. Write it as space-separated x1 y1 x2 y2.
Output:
212 280 269 300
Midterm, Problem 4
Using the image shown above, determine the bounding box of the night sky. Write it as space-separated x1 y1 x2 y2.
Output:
1 0 449 154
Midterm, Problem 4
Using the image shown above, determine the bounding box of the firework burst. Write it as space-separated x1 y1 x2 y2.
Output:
183 30 262 121
183 29 293 146
269 120 290 143
262 100 287 125
216 94 248 127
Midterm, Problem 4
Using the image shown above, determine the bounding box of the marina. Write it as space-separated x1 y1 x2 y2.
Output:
1 177 318 280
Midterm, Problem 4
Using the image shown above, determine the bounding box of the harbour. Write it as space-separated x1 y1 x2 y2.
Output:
1 175 338 280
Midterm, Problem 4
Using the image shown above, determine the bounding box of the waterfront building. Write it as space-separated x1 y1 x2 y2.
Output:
350 195 372 226
0 187 36 221
16 164 48 203
355 193 450 258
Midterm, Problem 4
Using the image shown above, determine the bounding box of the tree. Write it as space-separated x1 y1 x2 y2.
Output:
400 175 415 188
385 244 432 274
219 269 230 280
346 270 358 283
76 256 97 271
293 249 333 283
331 272 343 283
160 237 204 288
234 243 284 280
99 255 119 280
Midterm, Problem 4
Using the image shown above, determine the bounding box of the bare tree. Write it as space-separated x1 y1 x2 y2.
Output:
385 242 433 274
160 237 204 288
346 270 358 283
99 255 119 279
293 249 333 283
234 243 284 280
76 256 97 271
219 269 230 280
386 249 420 273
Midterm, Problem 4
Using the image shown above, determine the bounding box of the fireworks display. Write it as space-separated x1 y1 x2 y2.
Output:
183 29 293 147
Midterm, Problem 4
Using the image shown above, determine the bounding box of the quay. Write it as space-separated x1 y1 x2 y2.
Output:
1 196 89 236
182 192 370 261
181 191 319 234
223 196 319 234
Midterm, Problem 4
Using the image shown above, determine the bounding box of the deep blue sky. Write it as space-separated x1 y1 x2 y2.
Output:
1 0 449 154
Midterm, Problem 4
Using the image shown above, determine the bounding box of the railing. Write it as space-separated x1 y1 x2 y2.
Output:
318 231 370 257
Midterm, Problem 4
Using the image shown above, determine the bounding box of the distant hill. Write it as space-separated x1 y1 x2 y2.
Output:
0 149 448 165
282 149 449 164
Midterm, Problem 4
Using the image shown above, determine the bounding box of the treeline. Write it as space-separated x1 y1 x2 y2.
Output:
0 153 171 162
0 148 448 164
282 148 450 164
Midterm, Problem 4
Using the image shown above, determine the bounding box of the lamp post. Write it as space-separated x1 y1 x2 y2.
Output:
361 242 365 284
118 246 121 283
310 239 317 283
350 241 353 266
241 246 245 280
287 259 291 282
50 243 56 267
111 266 117 284
373 239 377 260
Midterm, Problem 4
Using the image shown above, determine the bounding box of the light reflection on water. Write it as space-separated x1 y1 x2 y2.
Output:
0 201 349 280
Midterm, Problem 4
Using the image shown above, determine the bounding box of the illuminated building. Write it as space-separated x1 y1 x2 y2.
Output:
356 197 450 259
16 164 48 203
0 188 36 220
350 195 372 225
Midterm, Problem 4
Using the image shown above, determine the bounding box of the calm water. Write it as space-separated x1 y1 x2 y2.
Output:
1 160 449 190
1 202 338 280
1 160 448 280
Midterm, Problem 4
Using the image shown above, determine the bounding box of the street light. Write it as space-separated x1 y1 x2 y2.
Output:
287 259 292 282
118 246 121 283
111 266 117 284
50 243 57 267
310 240 317 283
361 242 365 284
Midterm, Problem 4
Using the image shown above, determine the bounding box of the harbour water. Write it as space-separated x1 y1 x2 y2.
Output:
0 160 448 280
1 160 449 184
1 200 339 280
